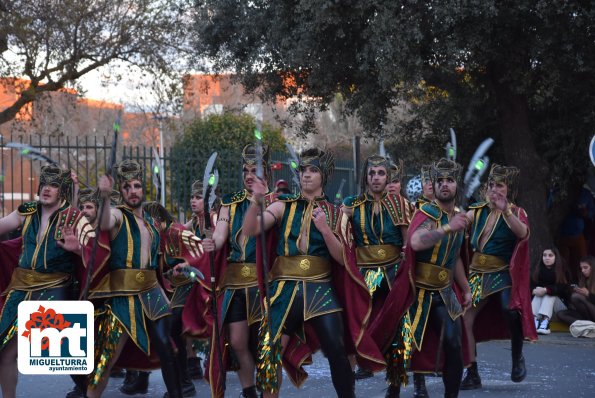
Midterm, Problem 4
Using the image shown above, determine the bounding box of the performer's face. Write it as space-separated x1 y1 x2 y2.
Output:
422 178 434 199
80 201 98 224
243 164 258 192
386 181 401 195
487 180 508 200
367 166 388 194
300 165 323 193
580 261 592 279
190 194 204 215
121 179 144 209
434 177 457 203
542 249 556 267
39 184 60 207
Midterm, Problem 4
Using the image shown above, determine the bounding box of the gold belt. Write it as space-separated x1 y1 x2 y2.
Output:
220 263 258 288
270 255 331 281
415 262 451 290
90 268 158 296
1 268 70 295
470 252 508 272
356 244 401 268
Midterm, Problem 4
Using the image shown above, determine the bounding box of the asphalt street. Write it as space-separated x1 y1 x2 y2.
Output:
13 332 595 398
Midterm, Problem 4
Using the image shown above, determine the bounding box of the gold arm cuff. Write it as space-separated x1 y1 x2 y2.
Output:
1 268 70 295
355 244 401 268
270 255 331 281
470 252 509 272
415 262 451 290
89 269 158 297
220 263 258 288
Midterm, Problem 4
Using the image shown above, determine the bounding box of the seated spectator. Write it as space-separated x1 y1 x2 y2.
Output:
558 256 595 325
531 247 572 334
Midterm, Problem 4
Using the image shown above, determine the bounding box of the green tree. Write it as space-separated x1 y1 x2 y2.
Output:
193 1 595 254
170 112 285 202
0 0 192 125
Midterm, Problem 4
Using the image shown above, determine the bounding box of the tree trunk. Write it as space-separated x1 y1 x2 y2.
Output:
490 67 552 262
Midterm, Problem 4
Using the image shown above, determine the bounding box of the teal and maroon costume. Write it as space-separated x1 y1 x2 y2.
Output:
341 192 411 295
88 206 168 380
0 201 92 351
370 201 469 389
467 202 536 342
339 192 412 385
201 189 276 398
257 193 384 393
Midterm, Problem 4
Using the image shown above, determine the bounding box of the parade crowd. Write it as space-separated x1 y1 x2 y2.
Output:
0 144 593 398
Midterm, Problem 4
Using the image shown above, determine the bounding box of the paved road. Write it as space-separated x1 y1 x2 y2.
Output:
13 332 595 397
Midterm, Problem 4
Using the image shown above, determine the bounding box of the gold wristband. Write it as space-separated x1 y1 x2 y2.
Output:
441 224 452 234
504 208 513 217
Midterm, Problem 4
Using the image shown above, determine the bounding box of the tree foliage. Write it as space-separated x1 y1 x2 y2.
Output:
0 0 193 125
194 1 595 252
170 112 285 198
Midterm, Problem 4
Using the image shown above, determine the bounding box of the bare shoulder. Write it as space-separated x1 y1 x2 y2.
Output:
268 201 286 217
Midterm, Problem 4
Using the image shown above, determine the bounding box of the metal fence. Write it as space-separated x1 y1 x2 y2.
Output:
0 134 357 219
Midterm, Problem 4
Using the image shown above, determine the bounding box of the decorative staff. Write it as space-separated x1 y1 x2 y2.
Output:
201 151 226 390
81 110 122 299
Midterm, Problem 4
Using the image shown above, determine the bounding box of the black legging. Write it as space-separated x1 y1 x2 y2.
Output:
496 288 524 360
148 315 183 398
284 293 355 398
171 307 193 384
428 295 463 396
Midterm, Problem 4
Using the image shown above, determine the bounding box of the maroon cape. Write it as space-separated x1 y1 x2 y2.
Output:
471 206 537 342
369 210 471 373
256 225 386 389
185 246 229 398
0 237 25 313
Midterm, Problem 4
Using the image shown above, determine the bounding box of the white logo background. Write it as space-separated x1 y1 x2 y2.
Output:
18 300 94 375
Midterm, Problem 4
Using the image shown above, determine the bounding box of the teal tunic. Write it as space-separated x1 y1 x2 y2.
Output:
94 206 169 354
343 192 410 293
408 202 465 350
268 193 342 343
468 202 518 302
220 190 274 326
0 201 82 350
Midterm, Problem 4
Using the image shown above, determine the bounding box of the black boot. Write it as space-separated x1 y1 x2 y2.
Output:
66 375 88 398
354 366 374 380
241 385 259 398
65 385 85 398
120 370 138 390
460 361 482 390
511 354 526 383
176 352 197 397
413 373 429 398
509 311 526 383
385 384 400 398
120 371 150 395
187 357 204 380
